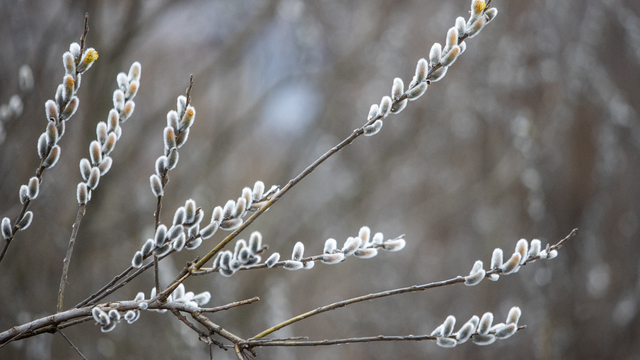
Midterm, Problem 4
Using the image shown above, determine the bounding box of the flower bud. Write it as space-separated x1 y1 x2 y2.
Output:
77 183 89 204
141 239 155 257
45 100 59 122
252 181 265 201
501 253 521 274
440 46 460 67
132 251 143 268
164 127 176 150
364 120 383 136
445 27 459 53
491 248 503 269
87 167 100 190
324 238 337 254
1 217 12 239
266 252 280 268
391 77 404 100
321 252 345 264
77 48 98 73
179 106 196 131
43 145 61 168
429 43 442 67
477 312 493 335
414 58 428 83
150 174 163 197
292 242 304 261
406 82 428 101
16 211 33 230
19 185 29 204
27 177 39 199
367 104 379 121
515 239 529 264
377 96 392 118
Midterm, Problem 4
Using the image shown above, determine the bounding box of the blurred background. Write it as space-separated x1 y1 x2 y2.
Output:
1 0 639 359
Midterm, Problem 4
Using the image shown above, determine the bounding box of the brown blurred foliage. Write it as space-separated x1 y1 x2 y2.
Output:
1 0 639 359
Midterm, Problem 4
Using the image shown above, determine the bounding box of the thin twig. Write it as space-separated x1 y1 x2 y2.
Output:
245 326 526 347
190 312 245 345
58 330 88 360
171 309 209 338
58 204 86 312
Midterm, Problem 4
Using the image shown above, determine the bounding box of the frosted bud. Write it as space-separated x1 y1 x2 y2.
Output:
19 185 29 204
168 224 184 241
383 238 406 251
415 58 428 83
87 167 100 190
60 96 78 120
132 251 143 268
155 156 168 176
176 129 190 147
429 66 448 82
354 248 378 259
27 177 39 199
184 199 196 224
436 337 457 348
529 239 541 258
126 80 139 99
179 106 196 131
391 99 407 114
357 226 371 244
364 120 383 136
242 187 253 210
62 75 74 103
501 253 521 274
445 27 459 53
378 96 392 118
372 232 384 245
192 291 211 306
95 122 108 145
103 133 117 156
150 174 163 197
68 42 80 57
113 90 125 112
223 200 236 219
77 48 98 73
106 110 119 133
165 112 179 131
77 183 89 204
116 72 129 91
173 232 186 251
92 308 109 326
321 252 345 264
45 100 59 121
120 101 135 122
45 122 58 149
477 312 493 335
440 46 460 67
490 248 503 269
220 218 242 230
292 242 305 261
466 16 486 38
141 239 155 257
455 321 475 344
16 211 33 230
176 95 187 118
166 148 179 170
342 237 361 256
128 61 141 82
484 7 498 23
154 243 172 257
506 306 521 325
367 104 379 121
429 43 442 67
515 239 529 264
234 197 247 218
547 249 558 259
283 260 304 271
470 260 483 275
455 17 466 37
495 323 517 339
441 315 456 337
391 78 404 100
1 217 12 239
89 140 102 165
155 224 168 247
252 181 265 201
237 247 252 263
249 232 262 254
124 310 140 324
472 334 496 346
324 238 337 254
465 267 485 286
459 41 467 55
266 252 280 268
211 206 224 224
43 145 60 168
200 222 219 240
406 82 428 101
234 239 247 259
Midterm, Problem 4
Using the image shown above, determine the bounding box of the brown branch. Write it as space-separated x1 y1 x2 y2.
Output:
57 204 86 312
244 326 526 348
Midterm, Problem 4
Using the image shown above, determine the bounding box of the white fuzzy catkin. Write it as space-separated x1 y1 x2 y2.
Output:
515 239 529 264
477 312 493 335
491 248 503 269
324 238 337 254
501 253 521 274
266 252 280 268
506 306 521 325
292 242 305 261
364 120 383 136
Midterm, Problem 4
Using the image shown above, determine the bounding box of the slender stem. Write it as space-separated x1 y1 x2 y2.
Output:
245 326 526 347
153 195 162 292
57 204 86 312
58 330 88 360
